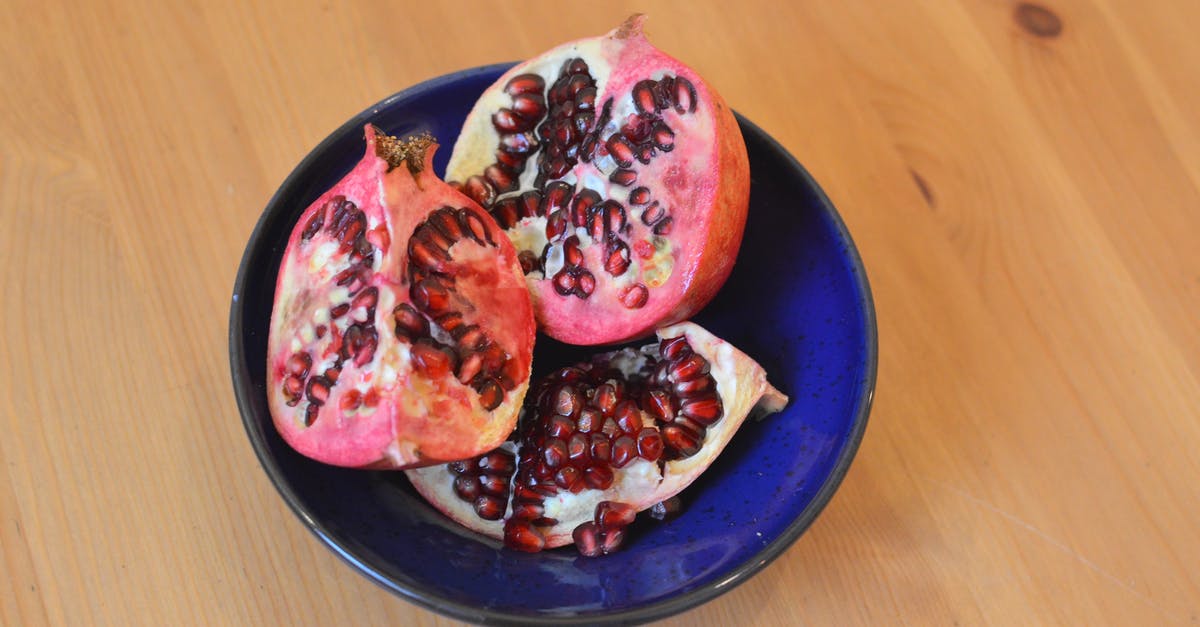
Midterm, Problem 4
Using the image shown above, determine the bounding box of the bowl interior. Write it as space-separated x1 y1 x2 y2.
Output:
230 64 875 624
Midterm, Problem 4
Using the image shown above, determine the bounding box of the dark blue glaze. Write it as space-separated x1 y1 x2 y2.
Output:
229 64 876 625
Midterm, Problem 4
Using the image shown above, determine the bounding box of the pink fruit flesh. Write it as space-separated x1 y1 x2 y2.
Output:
267 126 536 469
446 15 751 345
406 321 788 553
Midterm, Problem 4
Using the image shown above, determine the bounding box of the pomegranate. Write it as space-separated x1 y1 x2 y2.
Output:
445 15 750 345
407 321 787 554
267 126 536 469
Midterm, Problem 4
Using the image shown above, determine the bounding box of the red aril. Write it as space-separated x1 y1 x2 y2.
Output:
446 15 751 345
267 126 535 469
407 321 788 554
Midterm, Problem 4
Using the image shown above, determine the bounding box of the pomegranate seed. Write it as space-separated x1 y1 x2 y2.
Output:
353 331 378 367
339 389 362 411
434 311 463 334
652 361 671 387
673 76 697 114
643 389 675 421
662 423 702 458
462 209 496 247
674 375 715 398
492 108 524 133
576 270 596 298
640 201 665 226
592 384 619 416
571 189 599 227
634 239 654 259
544 181 573 212
408 239 448 272
543 438 568 469
583 464 614 490
305 376 330 406
670 353 710 382
619 283 649 309
301 211 324 240
545 210 568 241
511 92 546 119
613 400 642 434
596 501 637 528
411 340 454 379
304 403 319 426
431 207 466 240
681 396 724 426
563 236 584 267
518 191 543 219
575 87 597 111
454 474 482 501
574 522 602 557
604 202 627 234
659 336 691 361
457 351 483 384
601 526 626 554
635 144 655 165
456 325 486 352
323 366 340 383
282 375 304 405
605 239 631 277
474 495 506 521
653 216 674 236
392 304 427 341
492 197 519 229
552 269 577 296
505 73 545 96
606 134 634 168
568 432 590 464
314 324 328 339
612 435 637 468
590 433 612 463
555 466 583 491
478 450 515 474
632 79 658 114
505 520 546 552
547 415 574 440
576 408 603 433
484 164 518 193
500 133 536 158
518 250 540 275
448 460 470 474
636 428 664 461
479 474 508 497
554 385 582 417
588 209 606 241
610 168 637 186
464 176 496 208
477 378 504 411
652 122 675 152
411 278 450 313
287 352 312 378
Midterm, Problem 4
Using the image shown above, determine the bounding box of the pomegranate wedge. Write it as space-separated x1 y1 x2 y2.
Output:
407 321 787 553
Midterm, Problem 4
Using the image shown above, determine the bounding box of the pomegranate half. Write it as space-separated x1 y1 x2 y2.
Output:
267 126 535 469
407 321 787 554
446 15 751 345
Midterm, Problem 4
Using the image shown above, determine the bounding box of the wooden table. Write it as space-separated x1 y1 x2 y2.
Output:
4 1 1198 624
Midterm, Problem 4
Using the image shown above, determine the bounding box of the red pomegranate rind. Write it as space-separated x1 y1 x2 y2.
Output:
267 125 535 469
446 15 750 345
406 321 787 552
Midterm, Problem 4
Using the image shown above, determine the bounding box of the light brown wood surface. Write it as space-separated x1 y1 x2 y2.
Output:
3 0 1198 624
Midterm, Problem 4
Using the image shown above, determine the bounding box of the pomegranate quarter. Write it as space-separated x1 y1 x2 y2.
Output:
267 126 536 469
407 321 788 555
447 15 751 345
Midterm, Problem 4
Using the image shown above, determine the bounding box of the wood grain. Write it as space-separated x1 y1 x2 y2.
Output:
2 1 1198 624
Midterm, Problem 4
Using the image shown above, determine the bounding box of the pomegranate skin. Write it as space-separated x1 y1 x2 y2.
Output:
267 126 535 469
447 15 751 345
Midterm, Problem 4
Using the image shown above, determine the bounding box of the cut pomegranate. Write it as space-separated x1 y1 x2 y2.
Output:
446 15 751 345
407 321 788 554
267 126 536 469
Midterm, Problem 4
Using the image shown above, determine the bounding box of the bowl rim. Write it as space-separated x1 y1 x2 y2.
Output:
229 63 877 626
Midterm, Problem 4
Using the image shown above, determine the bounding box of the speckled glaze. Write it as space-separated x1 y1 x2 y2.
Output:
230 64 876 625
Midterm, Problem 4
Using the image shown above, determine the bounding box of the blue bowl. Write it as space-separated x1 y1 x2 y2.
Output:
229 64 876 624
